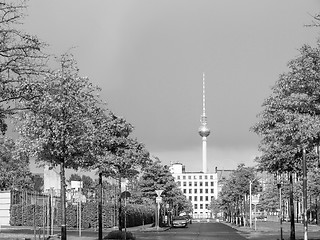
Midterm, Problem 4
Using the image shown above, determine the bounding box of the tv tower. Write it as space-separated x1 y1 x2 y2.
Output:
198 73 210 173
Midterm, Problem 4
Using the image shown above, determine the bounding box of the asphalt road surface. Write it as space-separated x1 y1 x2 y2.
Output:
1 222 248 240
134 222 247 240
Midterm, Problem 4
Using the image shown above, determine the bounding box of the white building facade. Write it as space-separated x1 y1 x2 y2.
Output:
170 162 218 219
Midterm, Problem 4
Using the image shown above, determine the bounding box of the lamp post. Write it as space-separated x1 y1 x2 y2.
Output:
302 148 308 240
249 177 258 229
155 190 164 230
249 180 252 229
277 181 283 240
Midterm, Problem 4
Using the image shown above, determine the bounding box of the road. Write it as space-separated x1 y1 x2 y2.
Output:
134 222 247 240
0 222 248 240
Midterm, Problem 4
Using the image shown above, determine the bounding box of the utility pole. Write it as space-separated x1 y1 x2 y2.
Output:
302 148 308 240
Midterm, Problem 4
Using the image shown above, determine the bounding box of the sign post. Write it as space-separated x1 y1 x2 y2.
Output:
155 190 164 230
251 195 260 231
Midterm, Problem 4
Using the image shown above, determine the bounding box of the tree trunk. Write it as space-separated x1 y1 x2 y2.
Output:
60 162 67 240
289 172 295 240
118 176 122 231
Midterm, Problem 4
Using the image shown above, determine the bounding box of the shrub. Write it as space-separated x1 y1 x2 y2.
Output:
103 230 135 240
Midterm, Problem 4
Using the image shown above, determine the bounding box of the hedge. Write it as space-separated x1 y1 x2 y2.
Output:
10 202 154 229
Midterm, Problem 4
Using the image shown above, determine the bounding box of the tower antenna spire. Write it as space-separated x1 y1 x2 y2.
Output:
202 72 207 123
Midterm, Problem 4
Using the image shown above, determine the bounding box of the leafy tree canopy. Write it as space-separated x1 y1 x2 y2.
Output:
252 43 320 173
0 0 48 134
136 158 192 214
15 53 105 170
0 136 33 190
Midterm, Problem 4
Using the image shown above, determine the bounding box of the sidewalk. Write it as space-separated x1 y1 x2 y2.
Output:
0 224 170 240
223 221 320 240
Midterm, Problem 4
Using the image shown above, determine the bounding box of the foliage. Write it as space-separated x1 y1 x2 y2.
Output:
136 159 192 215
0 136 33 190
68 174 81 182
95 112 150 180
15 54 106 170
10 201 153 229
10 203 44 226
0 0 48 134
91 112 151 231
252 43 320 174
258 183 279 212
218 164 259 222
104 230 136 240
67 174 95 198
208 197 220 218
31 173 44 193
308 167 320 197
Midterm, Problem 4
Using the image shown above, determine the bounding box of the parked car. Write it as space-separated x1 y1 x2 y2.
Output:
183 215 192 224
172 216 188 228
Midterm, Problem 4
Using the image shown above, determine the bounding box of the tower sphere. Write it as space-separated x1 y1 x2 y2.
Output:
198 125 210 137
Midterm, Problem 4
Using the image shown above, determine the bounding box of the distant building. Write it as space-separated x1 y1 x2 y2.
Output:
170 162 218 218
43 165 60 196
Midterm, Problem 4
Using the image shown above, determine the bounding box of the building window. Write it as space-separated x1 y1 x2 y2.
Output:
205 204 209 209
177 181 181 186
183 182 186 187
188 175 191 179
189 182 192 187
210 175 213 179
211 182 214 186
183 189 186 194
200 204 203 209
194 196 198 201
199 175 202 180
205 189 208 193
189 189 192 194
205 182 208 186
177 176 180 180
189 196 192 201
194 189 197 194
194 182 198 187
194 175 197 179
183 176 186 180
200 182 203 187
205 175 208 180
194 204 198 209
211 189 214 193
205 196 208 201
200 189 203 193
200 196 203 201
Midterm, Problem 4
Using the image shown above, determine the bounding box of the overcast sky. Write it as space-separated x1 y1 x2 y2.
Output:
23 0 319 173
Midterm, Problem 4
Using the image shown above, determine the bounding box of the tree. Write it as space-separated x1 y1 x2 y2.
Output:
0 0 48 134
218 164 259 225
68 174 81 182
209 197 220 219
15 54 105 240
258 183 278 213
252 43 320 239
252 43 320 173
137 159 192 216
0 135 33 190
92 112 150 232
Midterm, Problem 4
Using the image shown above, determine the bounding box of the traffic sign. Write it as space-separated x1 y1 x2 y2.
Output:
252 194 260 205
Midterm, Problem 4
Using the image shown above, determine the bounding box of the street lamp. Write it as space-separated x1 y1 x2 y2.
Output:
155 190 164 230
277 179 283 240
249 180 252 229
302 148 308 240
249 177 258 229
